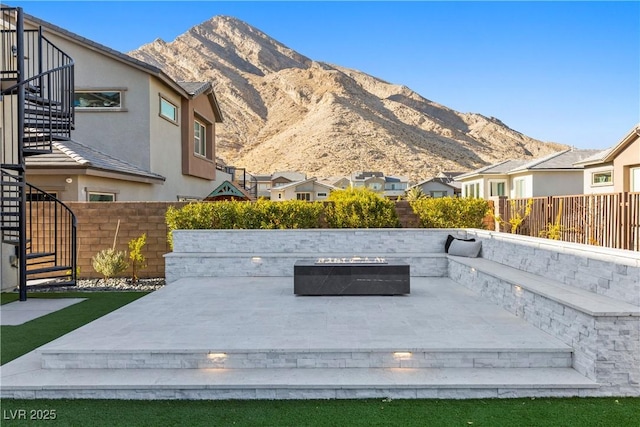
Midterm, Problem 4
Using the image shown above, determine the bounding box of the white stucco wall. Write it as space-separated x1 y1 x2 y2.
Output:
582 165 615 195
529 171 585 197
37 27 153 171
1 242 17 292
419 181 455 197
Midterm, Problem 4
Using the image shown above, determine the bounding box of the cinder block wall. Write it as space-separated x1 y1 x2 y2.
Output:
66 202 187 279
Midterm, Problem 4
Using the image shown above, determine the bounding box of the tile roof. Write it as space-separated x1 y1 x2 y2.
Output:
456 149 600 180
177 82 211 97
25 140 166 182
511 149 600 171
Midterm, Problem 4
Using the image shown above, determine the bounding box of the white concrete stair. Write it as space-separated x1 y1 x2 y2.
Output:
0 277 602 399
40 348 573 370
2 352 598 399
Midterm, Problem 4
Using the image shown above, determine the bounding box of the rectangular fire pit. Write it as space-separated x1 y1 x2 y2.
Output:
294 259 410 296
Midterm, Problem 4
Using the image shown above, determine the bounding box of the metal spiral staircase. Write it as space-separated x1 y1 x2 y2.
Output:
1 7 76 300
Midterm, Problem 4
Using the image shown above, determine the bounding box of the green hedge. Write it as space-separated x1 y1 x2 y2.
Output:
165 200 324 247
410 197 490 228
165 195 488 247
324 188 400 228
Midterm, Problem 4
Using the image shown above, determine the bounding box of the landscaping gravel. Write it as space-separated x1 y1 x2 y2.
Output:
29 278 166 293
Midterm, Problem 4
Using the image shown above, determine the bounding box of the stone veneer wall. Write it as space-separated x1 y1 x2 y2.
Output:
464 230 640 306
165 229 464 282
450 230 640 397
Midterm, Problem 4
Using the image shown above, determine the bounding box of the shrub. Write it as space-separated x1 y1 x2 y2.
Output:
92 249 128 279
494 199 533 233
128 233 147 283
410 197 490 228
165 200 325 245
324 188 400 228
165 202 215 248
91 219 128 279
404 187 427 201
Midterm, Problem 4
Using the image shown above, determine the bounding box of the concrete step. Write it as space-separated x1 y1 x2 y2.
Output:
40 348 573 370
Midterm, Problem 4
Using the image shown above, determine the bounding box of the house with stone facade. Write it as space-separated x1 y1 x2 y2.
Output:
19 10 231 202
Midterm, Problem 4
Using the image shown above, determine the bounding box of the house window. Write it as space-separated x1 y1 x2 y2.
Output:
317 192 327 198
464 183 480 198
430 191 447 198
631 167 640 192
159 97 178 122
177 196 202 202
88 192 115 202
490 181 506 197
592 171 613 186
514 179 526 198
297 193 311 201
27 192 58 202
194 119 206 157
75 91 121 109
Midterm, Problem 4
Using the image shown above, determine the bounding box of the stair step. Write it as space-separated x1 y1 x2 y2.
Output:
25 94 62 107
23 147 54 156
26 278 75 287
26 265 73 276
26 252 55 260
24 122 72 130
24 108 71 119
0 364 599 400
2 83 40 94
40 348 574 370
22 135 68 143
0 164 25 172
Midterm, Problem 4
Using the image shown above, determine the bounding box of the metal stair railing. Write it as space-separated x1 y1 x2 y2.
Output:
1 170 77 284
1 6 76 300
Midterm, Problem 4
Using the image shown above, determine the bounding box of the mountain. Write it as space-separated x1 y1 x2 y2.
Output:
129 15 567 181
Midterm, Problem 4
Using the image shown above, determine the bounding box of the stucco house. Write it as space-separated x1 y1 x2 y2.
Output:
574 124 640 194
411 172 463 198
255 171 307 198
456 149 599 199
322 172 409 198
20 11 228 201
270 178 336 201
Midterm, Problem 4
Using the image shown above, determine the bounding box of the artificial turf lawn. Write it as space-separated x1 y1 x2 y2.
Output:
1 291 148 365
1 291 639 426
0 397 638 426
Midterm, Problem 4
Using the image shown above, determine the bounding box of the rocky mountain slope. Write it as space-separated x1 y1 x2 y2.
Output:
129 16 567 181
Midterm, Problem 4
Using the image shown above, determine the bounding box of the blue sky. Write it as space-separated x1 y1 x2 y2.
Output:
8 1 640 149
